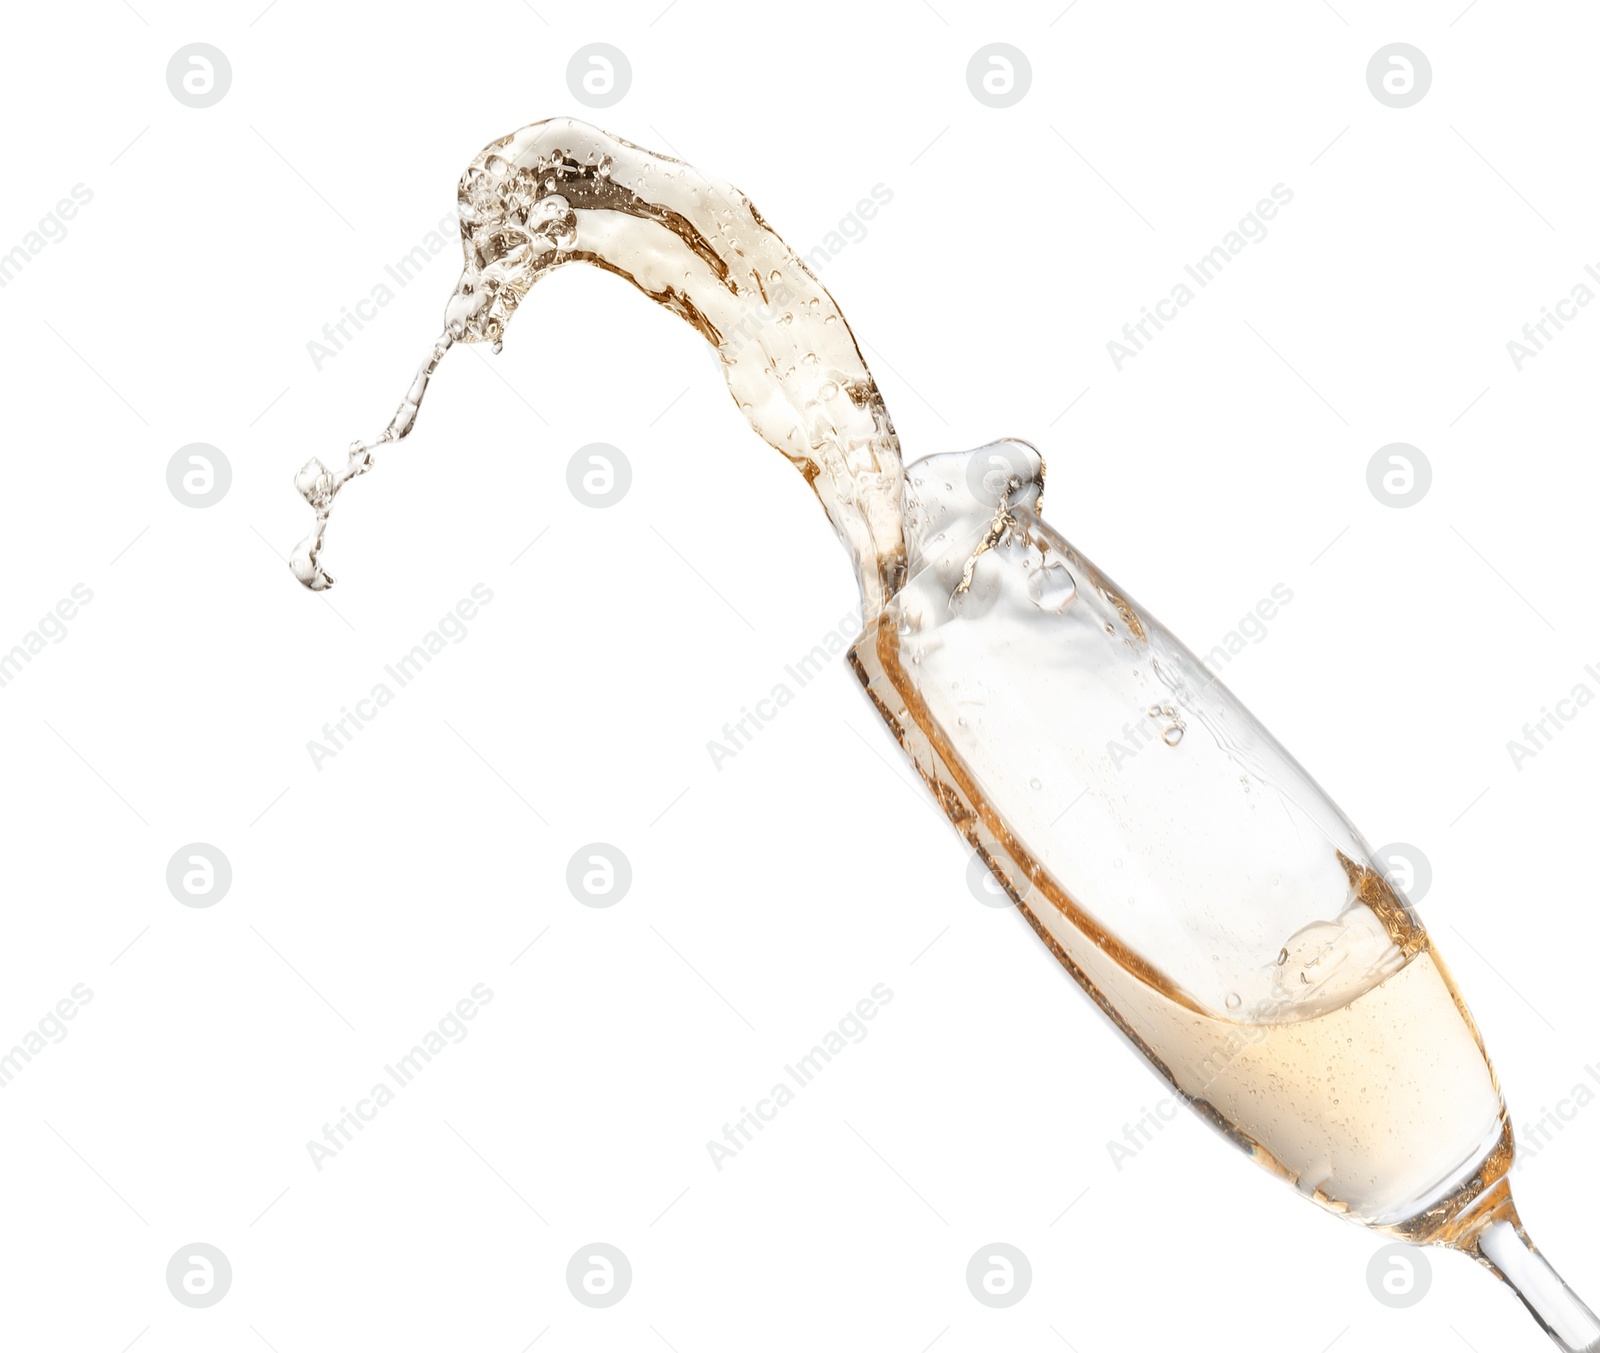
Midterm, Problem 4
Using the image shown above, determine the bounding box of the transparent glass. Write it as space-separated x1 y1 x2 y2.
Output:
851 438 1596 1346
292 116 1598 1349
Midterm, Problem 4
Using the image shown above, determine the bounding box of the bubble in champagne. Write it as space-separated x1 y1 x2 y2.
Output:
1027 560 1077 613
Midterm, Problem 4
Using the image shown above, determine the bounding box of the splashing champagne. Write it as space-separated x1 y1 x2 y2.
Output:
290 120 904 608
292 118 1597 1350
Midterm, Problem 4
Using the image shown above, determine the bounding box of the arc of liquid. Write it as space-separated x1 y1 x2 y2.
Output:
290 117 906 613
290 117 1600 1353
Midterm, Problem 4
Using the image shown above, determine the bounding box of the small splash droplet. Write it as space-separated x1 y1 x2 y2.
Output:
1028 561 1077 614
1145 702 1187 746
1225 992 1242 1010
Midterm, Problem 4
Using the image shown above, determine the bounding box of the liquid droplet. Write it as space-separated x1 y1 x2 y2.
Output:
1028 561 1076 614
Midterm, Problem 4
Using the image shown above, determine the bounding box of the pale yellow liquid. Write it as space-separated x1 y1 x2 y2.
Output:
1076 938 1509 1232
852 623 1510 1241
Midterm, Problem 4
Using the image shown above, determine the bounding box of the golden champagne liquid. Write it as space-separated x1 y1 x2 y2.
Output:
1082 940 1509 1233
852 620 1510 1241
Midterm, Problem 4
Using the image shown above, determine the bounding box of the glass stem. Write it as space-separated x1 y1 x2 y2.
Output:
1454 1184 1600 1352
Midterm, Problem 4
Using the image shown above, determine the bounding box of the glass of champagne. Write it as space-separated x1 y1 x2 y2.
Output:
850 437 1598 1351
293 117 1596 1348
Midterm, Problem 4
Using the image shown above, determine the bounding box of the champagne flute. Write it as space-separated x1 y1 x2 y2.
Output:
850 436 1598 1350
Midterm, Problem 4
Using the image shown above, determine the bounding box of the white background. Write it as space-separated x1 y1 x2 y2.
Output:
1 1 1596 1349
